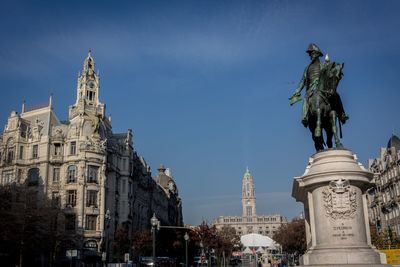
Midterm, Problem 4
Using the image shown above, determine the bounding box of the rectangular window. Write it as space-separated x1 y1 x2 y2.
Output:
54 143 61 156
123 158 127 170
19 146 24 160
86 190 98 207
67 166 76 183
1 171 14 185
52 192 60 207
17 169 22 182
70 141 76 155
86 215 97 230
65 214 76 230
32 145 38 159
246 206 252 217
66 190 77 207
7 148 14 163
53 167 60 182
87 165 98 183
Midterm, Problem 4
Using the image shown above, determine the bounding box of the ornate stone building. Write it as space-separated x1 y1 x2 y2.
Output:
367 135 400 237
0 52 183 264
213 168 287 237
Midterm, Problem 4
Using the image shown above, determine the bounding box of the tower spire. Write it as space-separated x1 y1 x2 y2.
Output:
49 93 53 109
69 51 105 120
242 168 256 218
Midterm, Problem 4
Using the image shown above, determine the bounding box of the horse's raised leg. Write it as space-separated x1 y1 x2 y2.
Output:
330 110 343 148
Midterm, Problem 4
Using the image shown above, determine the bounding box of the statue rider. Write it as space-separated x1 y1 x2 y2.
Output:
289 43 348 127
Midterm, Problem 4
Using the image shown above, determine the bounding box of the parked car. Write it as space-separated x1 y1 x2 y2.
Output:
229 257 242 266
139 257 155 267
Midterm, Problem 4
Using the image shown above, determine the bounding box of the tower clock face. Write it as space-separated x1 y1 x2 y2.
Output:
87 80 96 89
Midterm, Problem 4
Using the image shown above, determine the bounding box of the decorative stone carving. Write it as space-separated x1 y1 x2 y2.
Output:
31 118 44 141
80 136 107 153
52 128 64 141
322 178 357 220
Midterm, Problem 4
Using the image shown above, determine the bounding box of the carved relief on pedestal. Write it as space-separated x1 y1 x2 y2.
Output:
322 178 357 220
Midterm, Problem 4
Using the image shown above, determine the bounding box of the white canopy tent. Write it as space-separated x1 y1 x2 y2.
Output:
240 233 279 254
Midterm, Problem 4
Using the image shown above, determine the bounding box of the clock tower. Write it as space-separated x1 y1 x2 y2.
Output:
242 167 256 218
69 50 105 120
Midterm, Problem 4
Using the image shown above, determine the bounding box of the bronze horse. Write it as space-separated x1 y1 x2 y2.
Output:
307 62 344 151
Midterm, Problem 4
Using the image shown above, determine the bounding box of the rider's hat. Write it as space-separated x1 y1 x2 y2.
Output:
306 43 323 57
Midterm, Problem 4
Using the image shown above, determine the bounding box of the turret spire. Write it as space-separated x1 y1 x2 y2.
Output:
69 51 105 120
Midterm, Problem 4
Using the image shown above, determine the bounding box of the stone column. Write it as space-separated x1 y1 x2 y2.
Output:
292 149 390 266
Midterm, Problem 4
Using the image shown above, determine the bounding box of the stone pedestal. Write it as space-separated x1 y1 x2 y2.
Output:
292 149 390 266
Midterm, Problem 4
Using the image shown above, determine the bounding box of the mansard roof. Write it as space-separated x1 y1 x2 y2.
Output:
387 134 400 150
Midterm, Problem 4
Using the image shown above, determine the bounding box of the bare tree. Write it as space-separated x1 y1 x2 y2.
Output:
0 183 66 267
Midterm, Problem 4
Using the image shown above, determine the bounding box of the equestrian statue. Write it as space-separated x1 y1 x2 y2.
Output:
289 43 349 151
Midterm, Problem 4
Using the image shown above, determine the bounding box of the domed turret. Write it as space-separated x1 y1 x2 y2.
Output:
387 134 400 150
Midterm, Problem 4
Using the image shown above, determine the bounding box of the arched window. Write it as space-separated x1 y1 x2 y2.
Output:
67 165 77 183
27 168 39 186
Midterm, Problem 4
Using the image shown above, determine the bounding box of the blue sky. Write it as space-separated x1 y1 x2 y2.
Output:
1 0 400 225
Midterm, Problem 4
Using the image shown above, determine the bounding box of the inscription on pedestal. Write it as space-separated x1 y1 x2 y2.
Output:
332 223 355 240
322 178 357 219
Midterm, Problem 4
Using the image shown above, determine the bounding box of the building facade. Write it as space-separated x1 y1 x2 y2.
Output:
0 52 183 264
367 135 400 236
213 168 287 237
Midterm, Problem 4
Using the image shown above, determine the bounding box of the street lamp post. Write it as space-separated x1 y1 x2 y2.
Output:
151 213 159 266
103 209 111 267
184 232 189 267
199 241 204 256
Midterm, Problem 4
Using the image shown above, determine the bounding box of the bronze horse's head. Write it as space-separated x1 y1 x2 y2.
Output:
320 62 344 96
